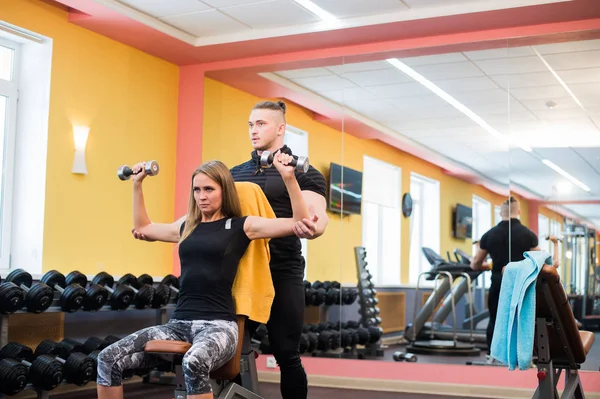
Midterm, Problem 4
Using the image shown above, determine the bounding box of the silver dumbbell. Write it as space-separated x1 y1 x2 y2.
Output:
260 151 309 173
117 161 160 181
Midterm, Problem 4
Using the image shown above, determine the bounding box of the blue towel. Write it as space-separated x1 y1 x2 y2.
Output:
490 250 552 370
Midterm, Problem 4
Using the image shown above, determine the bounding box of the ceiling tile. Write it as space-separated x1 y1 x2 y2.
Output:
473 56 547 76
569 82 600 105
534 39 600 55
201 0 267 7
463 46 535 61
574 148 600 174
290 75 357 91
411 61 485 80
119 0 210 18
221 0 319 29
400 53 467 67
276 67 332 79
509 85 568 101
558 68 600 84
310 0 407 19
491 72 557 89
343 69 413 86
451 88 509 105
326 61 392 74
543 50 600 71
319 87 378 103
365 81 432 99
519 96 579 111
532 108 590 121
402 0 487 9
160 9 250 36
433 76 499 93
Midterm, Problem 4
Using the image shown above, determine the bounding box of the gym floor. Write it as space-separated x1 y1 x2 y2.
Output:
379 332 600 371
47 382 488 399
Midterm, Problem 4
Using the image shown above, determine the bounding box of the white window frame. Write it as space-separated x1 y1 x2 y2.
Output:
361 156 402 286
538 214 550 253
283 125 309 276
0 37 20 272
472 195 492 288
494 205 502 225
408 172 440 286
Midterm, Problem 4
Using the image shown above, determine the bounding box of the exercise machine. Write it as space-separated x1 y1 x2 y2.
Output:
562 224 600 330
404 247 485 356
144 315 262 399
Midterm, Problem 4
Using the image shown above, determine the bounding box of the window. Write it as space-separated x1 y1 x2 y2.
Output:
0 37 19 272
284 126 309 275
472 195 492 288
538 214 550 252
408 173 440 285
362 156 401 286
494 205 502 225
549 218 563 261
0 24 52 276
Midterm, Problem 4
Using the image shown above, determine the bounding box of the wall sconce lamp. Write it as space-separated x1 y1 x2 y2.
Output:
72 125 90 174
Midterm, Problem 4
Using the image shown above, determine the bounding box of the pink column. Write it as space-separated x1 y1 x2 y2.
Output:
529 200 539 236
173 66 205 274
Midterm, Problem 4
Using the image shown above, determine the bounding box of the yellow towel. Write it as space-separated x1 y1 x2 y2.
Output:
232 182 276 324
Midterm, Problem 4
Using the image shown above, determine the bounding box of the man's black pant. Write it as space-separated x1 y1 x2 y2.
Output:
486 281 501 353
249 274 307 399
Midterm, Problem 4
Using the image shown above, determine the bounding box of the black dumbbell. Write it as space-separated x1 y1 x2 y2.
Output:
342 288 358 305
0 342 63 391
91 272 134 311
116 273 155 309
5 269 54 313
363 307 380 318
325 287 341 306
34 339 94 386
259 150 309 173
0 356 28 395
137 274 171 308
161 274 180 299
367 326 383 344
393 351 417 362
65 271 109 312
0 278 25 315
117 160 159 181
364 296 379 306
40 270 87 312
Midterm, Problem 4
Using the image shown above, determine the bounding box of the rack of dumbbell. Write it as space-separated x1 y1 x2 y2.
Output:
354 246 384 357
0 269 183 398
251 320 382 360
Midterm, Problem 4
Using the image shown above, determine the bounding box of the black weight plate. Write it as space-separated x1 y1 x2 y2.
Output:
59 338 84 355
150 283 170 308
58 284 86 312
117 273 137 287
161 274 179 289
65 271 88 288
0 358 28 395
63 352 94 386
40 270 66 290
25 283 54 313
133 285 154 309
0 342 34 362
83 337 107 354
82 284 108 311
136 273 153 287
34 339 65 359
5 269 32 288
91 272 114 287
0 283 25 314
109 285 132 310
29 355 63 391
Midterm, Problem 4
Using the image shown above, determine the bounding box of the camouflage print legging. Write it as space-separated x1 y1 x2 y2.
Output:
96 319 238 395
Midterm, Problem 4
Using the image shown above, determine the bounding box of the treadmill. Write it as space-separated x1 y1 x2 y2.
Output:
404 247 488 356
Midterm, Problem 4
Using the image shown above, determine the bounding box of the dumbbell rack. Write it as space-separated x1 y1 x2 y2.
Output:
354 246 384 358
0 289 177 399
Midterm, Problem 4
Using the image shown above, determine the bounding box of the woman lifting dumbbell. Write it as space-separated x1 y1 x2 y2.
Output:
97 154 310 399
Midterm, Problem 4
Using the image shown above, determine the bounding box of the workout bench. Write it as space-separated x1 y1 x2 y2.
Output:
533 264 595 399
144 315 262 399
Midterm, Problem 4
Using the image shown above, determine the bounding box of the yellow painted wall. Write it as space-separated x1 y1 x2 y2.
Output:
202 78 514 284
5 0 179 277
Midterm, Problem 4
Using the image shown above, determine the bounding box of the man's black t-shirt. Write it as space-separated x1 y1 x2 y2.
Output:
479 218 538 285
171 216 250 322
230 150 327 276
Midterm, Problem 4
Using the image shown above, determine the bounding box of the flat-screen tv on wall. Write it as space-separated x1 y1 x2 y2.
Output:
328 163 362 215
453 203 473 239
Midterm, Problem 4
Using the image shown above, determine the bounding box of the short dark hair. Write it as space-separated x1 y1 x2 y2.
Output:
252 100 287 122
